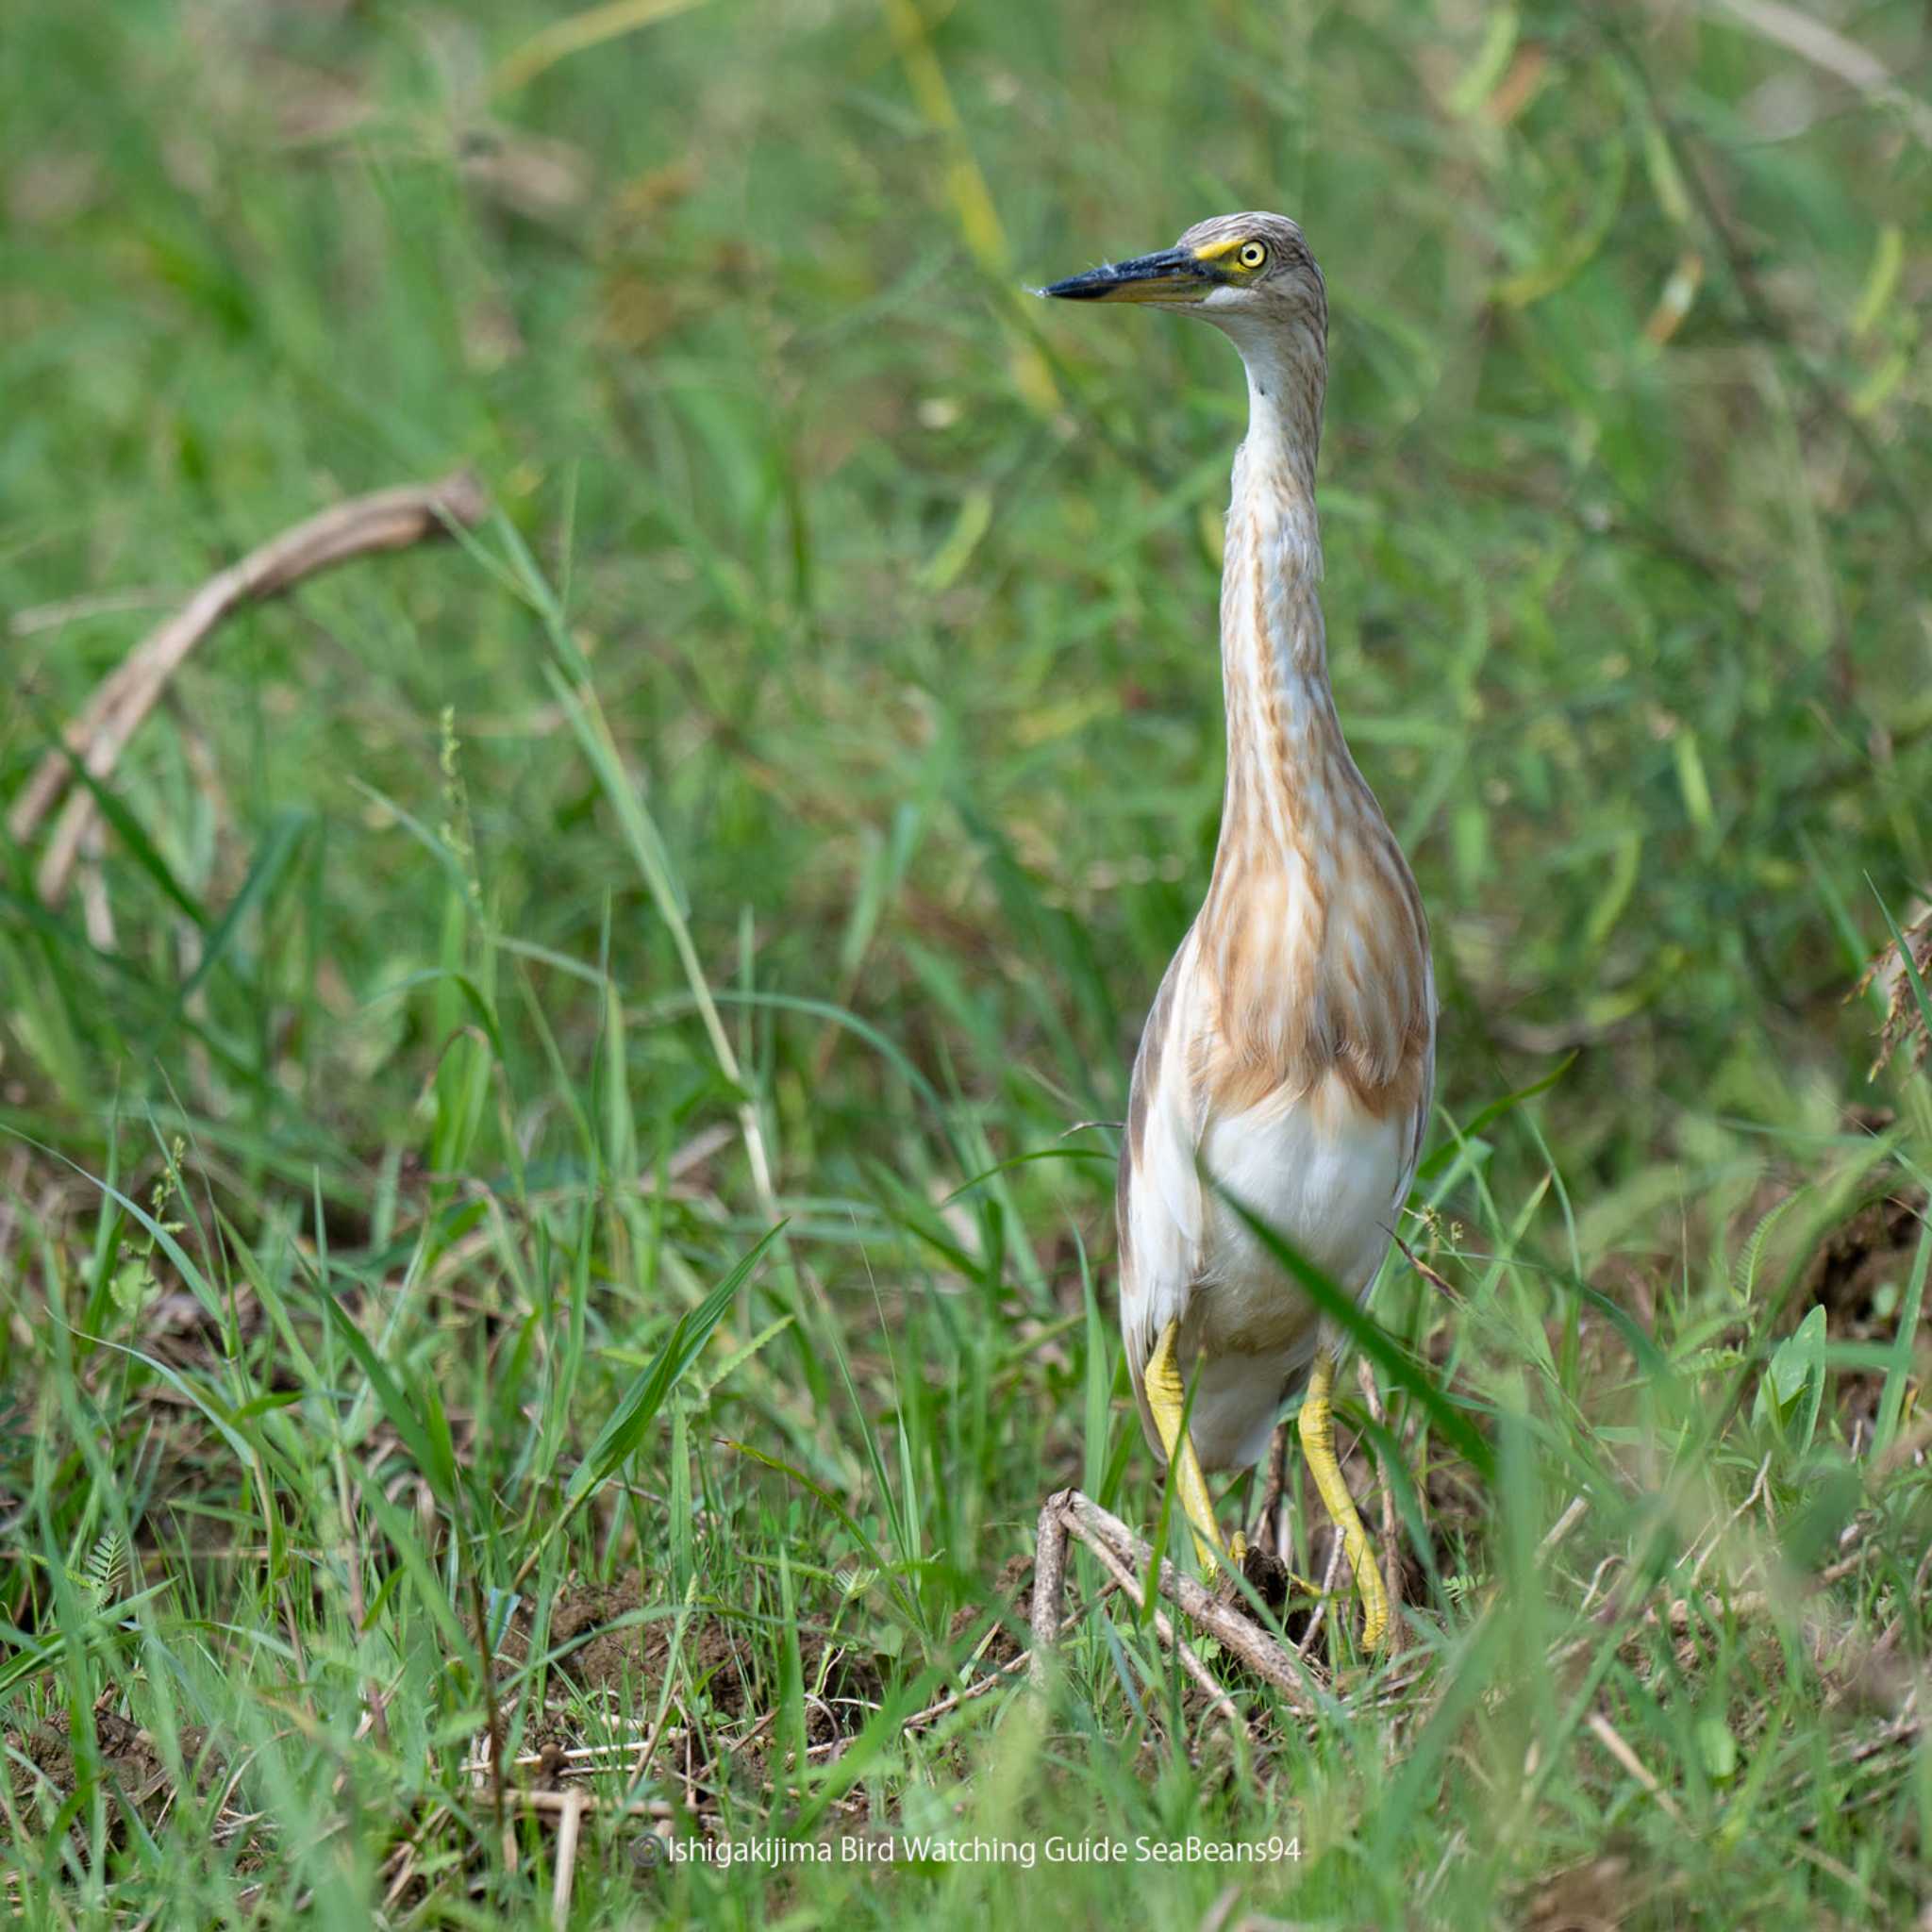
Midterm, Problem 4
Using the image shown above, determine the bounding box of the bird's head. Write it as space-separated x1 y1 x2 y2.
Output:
1039 211 1326 360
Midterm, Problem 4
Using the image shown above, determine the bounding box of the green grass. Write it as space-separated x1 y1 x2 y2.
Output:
5 0 1932 1924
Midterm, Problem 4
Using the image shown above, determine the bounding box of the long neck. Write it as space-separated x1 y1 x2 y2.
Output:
1209 329 1342 883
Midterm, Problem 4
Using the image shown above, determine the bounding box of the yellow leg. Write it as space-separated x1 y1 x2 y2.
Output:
1298 1348 1388 1651
1145 1323 1245 1574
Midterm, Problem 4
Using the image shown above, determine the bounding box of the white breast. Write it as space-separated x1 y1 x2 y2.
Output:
1196 1073 1410 1323
1180 1074 1408 1468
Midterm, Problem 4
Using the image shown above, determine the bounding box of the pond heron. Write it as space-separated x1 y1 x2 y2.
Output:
1042 213 1436 1649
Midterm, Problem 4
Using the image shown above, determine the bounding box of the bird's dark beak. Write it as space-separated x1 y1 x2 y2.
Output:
1039 245 1216 306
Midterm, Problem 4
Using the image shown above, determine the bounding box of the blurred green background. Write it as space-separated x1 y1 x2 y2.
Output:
6 0 1926 1174
5 1 1932 1924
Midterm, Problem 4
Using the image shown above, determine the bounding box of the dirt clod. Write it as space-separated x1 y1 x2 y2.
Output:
947 1551 1033 1669
6 1701 223 1851
1236 1544 1292 1617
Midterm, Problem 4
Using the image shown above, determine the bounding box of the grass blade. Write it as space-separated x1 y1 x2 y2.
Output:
1215 1180 1495 1481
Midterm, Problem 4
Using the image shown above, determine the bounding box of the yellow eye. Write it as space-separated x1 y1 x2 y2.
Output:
1238 241 1267 271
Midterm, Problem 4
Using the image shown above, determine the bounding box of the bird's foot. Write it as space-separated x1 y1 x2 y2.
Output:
1299 1346 1391 1656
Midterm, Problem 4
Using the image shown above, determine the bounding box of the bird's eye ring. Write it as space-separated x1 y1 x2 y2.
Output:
1237 241 1267 270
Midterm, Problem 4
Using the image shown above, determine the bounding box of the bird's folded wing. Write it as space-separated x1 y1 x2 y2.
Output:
1117 930 1208 1436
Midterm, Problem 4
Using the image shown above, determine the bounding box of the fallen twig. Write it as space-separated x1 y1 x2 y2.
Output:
1028 1488 1072 1687
12 470 488 907
550 1790 587 1924
1296 1518 1345 1663
513 1788 682 1821
1585 1709 1687 1828
1030 1488 1323 1713
1071 1516 1249 1740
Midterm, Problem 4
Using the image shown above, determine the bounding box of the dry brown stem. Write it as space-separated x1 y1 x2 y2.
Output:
12 471 488 907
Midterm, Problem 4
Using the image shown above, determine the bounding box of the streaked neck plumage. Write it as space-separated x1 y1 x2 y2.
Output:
1208 316 1344 892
